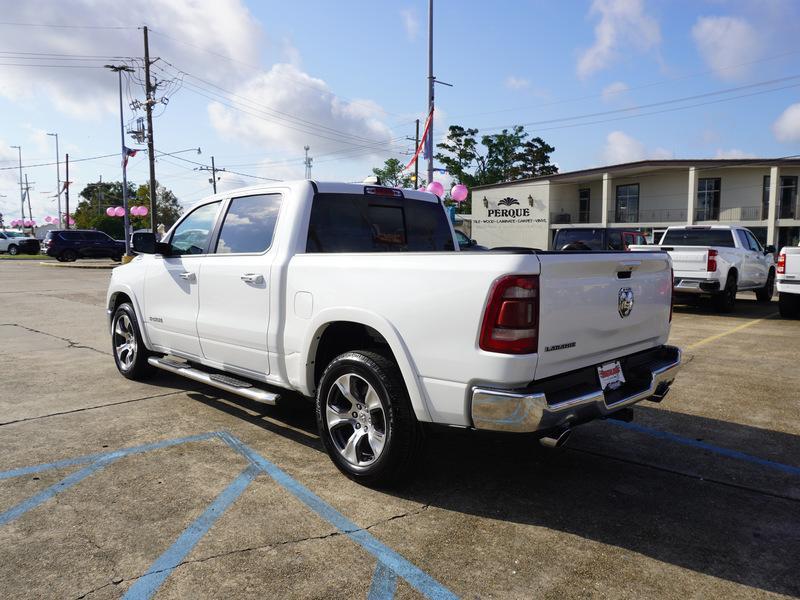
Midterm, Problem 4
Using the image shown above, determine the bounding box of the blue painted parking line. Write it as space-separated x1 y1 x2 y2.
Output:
0 431 220 481
607 420 800 476
123 464 261 600
368 562 398 600
0 454 120 526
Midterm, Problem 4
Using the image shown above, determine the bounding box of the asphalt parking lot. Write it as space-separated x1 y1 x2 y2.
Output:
1 261 799 599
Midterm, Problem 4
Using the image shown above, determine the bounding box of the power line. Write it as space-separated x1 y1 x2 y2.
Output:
0 22 134 30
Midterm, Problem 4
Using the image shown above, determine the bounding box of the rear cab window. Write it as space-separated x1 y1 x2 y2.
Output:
554 229 605 250
306 192 454 252
661 229 736 247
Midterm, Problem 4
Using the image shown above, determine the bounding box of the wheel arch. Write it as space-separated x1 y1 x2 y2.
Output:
301 309 432 423
107 285 153 350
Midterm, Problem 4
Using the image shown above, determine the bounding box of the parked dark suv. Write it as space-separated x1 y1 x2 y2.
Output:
552 228 648 251
42 230 125 262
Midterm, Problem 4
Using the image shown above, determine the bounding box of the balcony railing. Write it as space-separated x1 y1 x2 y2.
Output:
698 206 764 221
550 210 596 224
609 208 687 223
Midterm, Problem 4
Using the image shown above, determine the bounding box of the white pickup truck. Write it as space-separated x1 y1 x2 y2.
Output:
106 181 680 485
630 225 775 312
777 244 800 318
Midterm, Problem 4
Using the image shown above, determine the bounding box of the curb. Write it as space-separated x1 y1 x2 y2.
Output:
38 261 118 270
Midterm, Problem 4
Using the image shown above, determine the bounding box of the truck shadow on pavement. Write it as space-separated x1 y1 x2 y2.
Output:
182 383 800 597
673 296 779 320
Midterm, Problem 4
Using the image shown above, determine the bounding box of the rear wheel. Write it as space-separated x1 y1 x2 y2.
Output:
7 244 18 256
756 269 775 302
316 350 423 487
111 302 154 380
60 249 78 262
713 274 737 313
778 292 800 318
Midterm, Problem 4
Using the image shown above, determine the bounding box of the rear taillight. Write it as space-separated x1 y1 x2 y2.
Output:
707 249 718 272
479 275 539 354
777 253 786 274
669 267 674 322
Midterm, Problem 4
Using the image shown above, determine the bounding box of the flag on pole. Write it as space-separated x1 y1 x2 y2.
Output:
404 108 434 171
123 147 139 168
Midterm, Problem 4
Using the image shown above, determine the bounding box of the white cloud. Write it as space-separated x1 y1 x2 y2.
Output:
207 63 394 157
772 102 800 143
400 8 420 41
504 76 530 90
714 148 756 159
601 130 672 164
577 0 661 79
0 0 261 118
601 81 629 102
692 16 761 80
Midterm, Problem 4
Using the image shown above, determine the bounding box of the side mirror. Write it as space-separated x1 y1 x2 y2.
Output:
765 245 776 254
132 231 170 255
469 238 477 246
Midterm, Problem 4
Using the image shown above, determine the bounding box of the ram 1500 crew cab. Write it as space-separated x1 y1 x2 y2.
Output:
777 244 800 318
630 225 775 312
107 181 681 485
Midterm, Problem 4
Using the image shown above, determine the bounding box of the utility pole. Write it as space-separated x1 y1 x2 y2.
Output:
197 156 224 194
143 26 158 233
10 145 23 221
47 133 61 225
24 174 33 225
65 154 70 230
304 145 312 179
426 0 434 187
106 63 135 256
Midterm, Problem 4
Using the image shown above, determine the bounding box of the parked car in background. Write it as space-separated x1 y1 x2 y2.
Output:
553 228 648 251
454 229 488 251
42 230 125 262
777 244 800 318
106 180 680 486
630 225 775 313
0 230 40 255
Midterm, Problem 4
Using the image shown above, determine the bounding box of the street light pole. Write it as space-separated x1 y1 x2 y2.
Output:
427 0 434 187
47 133 61 226
10 145 23 222
105 64 135 257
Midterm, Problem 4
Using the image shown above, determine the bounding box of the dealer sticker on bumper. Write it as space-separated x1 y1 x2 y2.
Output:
598 361 625 391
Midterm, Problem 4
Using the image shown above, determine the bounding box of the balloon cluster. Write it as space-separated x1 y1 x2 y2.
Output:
423 182 469 203
105 206 149 217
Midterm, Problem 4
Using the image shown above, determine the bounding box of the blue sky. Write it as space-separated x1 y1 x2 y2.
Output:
1 0 800 224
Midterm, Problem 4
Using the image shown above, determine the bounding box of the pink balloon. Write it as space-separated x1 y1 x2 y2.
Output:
114 206 125 217
130 206 139 216
106 207 116 217
23 220 32 227
426 181 444 197
138 205 148 217
451 184 469 202
45 216 52 223
68 217 75 225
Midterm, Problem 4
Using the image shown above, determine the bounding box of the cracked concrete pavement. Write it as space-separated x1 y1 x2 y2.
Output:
1 260 799 599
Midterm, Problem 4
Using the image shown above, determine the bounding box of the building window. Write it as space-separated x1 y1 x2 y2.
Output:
763 176 770 220
615 184 639 223
780 176 798 219
578 188 590 223
696 178 721 221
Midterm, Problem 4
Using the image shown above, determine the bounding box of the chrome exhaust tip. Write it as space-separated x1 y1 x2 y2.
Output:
539 428 572 449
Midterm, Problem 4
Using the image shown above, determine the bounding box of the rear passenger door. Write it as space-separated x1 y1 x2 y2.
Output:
744 230 770 287
195 193 282 377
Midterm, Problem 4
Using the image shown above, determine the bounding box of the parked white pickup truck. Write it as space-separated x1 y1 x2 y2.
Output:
630 225 775 312
106 181 680 485
777 244 800 318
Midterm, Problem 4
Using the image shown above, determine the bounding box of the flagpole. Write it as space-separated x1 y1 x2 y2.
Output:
106 64 134 257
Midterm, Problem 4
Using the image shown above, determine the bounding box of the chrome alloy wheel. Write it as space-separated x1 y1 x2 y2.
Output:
113 313 138 371
325 373 387 467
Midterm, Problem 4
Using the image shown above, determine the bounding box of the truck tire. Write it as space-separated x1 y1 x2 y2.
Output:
60 249 78 262
111 302 154 380
316 350 423 487
713 274 737 313
7 244 18 256
756 269 775 302
778 292 800 318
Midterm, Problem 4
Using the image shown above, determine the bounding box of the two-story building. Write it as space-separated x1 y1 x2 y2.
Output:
470 158 800 250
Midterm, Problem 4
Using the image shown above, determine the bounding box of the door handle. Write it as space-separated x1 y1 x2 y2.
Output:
240 273 264 284
179 272 196 282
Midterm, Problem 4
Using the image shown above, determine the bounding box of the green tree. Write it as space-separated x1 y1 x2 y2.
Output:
135 181 183 230
75 181 136 230
371 158 415 188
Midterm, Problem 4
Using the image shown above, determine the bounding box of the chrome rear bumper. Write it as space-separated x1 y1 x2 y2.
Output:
471 345 681 434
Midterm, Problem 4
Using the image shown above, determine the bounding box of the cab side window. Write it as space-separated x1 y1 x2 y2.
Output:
745 230 762 252
607 230 623 250
215 194 281 254
169 201 221 255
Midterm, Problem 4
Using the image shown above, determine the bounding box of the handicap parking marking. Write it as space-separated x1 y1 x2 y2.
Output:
0 430 459 600
607 420 800 477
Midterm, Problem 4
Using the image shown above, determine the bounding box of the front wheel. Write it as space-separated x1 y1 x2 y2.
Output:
7 245 18 256
111 303 154 380
756 269 775 302
316 350 423 487
778 292 800 318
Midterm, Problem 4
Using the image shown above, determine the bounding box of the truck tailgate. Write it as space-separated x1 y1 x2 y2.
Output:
535 252 672 379
662 246 709 272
